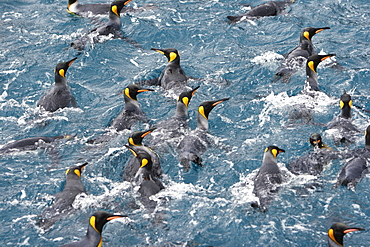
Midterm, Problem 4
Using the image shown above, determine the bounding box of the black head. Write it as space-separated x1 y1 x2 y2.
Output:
110 0 132 17
89 211 127 234
264 146 285 158
125 145 153 170
65 162 88 178
309 133 325 148
365 125 370 147
198 98 229 120
151 48 180 64
307 54 336 73
124 84 154 101
328 222 365 246
54 57 77 82
301 27 330 42
178 86 200 108
339 91 352 119
128 128 156 146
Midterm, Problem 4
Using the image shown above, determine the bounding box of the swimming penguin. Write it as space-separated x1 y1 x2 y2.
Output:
0 135 73 154
177 98 229 170
149 48 188 91
71 0 133 51
125 145 164 208
227 0 294 23
148 86 200 150
326 91 360 145
37 58 77 112
274 27 330 83
110 84 154 132
37 163 87 230
304 53 336 92
328 222 365 247
60 211 127 247
67 0 153 17
251 145 285 212
333 125 370 190
123 128 161 182
288 133 338 176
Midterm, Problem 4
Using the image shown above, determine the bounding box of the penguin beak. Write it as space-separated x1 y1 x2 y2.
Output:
320 54 336 61
191 86 200 96
137 88 154 93
141 128 156 138
278 149 285 153
68 57 77 67
315 27 330 33
78 162 88 170
106 215 128 221
211 98 230 107
123 0 132 5
343 227 365 233
151 48 165 55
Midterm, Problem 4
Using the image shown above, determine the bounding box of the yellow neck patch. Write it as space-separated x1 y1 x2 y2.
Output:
74 169 81 177
59 69 66 78
308 61 316 73
97 238 103 247
303 31 310 41
264 147 268 153
124 87 135 100
339 100 344 109
128 137 135 146
90 216 100 233
271 149 278 158
182 97 189 107
112 5 119 17
349 100 353 108
169 52 177 62
65 169 70 175
328 229 342 246
141 158 148 168
199 106 207 119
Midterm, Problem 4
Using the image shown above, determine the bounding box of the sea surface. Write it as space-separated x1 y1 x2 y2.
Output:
0 0 370 246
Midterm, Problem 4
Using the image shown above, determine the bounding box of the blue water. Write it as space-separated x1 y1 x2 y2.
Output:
1 0 370 246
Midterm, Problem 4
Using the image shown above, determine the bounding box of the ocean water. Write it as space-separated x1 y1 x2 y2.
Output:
0 0 370 246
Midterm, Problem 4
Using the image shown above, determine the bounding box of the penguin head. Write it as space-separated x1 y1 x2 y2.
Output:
339 91 352 119
264 146 285 158
123 84 154 101
198 98 229 120
110 0 132 17
125 145 153 170
309 133 325 149
128 128 156 146
54 57 77 83
178 86 200 108
65 162 88 178
89 211 127 234
151 48 181 64
307 54 336 73
328 222 364 246
302 27 330 42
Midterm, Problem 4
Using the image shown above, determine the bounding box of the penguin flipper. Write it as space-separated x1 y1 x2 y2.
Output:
226 15 242 23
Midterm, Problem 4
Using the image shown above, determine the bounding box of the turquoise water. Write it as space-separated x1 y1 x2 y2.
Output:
1 0 370 246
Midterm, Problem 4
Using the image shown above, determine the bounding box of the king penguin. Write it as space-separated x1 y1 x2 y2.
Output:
227 0 295 23
0 135 73 154
304 53 336 92
326 91 360 145
60 211 127 247
274 27 330 83
288 133 338 176
37 58 77 112
148 86 200 150
110 84 153 132
37 163 87 230
125 145 165 209
150 48 188 91
333 125 370 190
177 98 229 170
71 0 133 51
251 145 285 212
328 222 364 247
123 128 162 182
